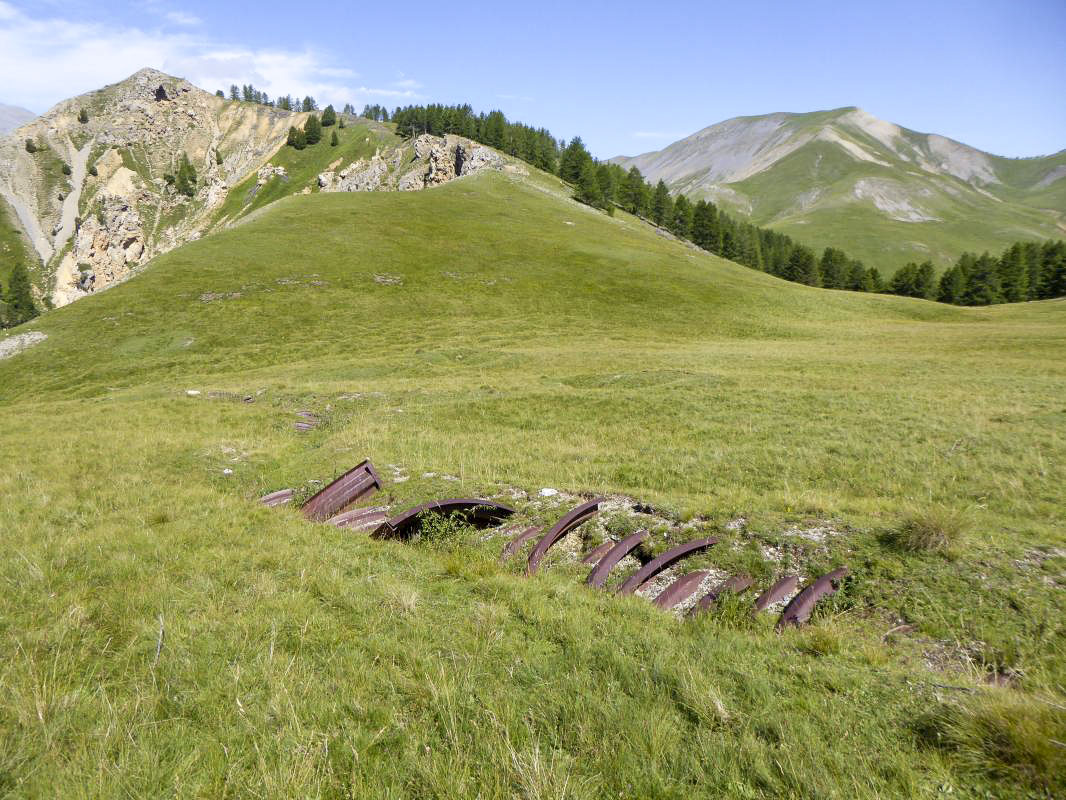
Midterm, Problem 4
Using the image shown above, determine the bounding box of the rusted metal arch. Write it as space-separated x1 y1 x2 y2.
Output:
327 506 388 531
580 540 616 565
753 575 799 612
375 498 516 539
585 531 649 588
776 568 849 630
615 537 718 595
499 526 543 562
302 460 383 522
688 573 754 616
526 498 604 575
653 570 710 609
260 488 294 507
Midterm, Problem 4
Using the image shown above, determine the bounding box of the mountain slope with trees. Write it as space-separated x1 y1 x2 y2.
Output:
611 108 1066 273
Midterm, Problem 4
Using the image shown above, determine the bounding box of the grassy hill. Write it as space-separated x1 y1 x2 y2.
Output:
614 108 1066 273
1 171 1063 797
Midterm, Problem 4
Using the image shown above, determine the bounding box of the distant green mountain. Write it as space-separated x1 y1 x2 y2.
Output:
612 107 1066 271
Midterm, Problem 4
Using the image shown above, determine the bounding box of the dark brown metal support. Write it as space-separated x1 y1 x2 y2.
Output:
653 570 710 609
753 575 799 612
585 531 649 588
615 537 718 595
688 573 753 616
776 568 849 629
302 460 383 521
526 498 604 575
375 498 516 539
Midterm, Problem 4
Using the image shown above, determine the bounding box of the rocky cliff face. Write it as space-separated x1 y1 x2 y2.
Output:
317 134 506 194
0 68 304 306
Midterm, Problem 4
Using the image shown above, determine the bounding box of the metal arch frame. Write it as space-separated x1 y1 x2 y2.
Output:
526 498 604 575
753 575 799 612
499 526 543 562
653 570 710 609
776 568 849 630
375 497 516 539
688 573 754 616
615 537 718 595
585 531 649 588
302 459 383 522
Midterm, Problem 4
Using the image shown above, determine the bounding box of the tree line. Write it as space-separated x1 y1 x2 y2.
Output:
217 84 320 113
382 102 1066 306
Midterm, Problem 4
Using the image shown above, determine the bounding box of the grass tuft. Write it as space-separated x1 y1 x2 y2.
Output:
888 506 970 555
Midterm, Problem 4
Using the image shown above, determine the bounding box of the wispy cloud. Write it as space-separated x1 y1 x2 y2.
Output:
164 10 201 26
0 2 421 111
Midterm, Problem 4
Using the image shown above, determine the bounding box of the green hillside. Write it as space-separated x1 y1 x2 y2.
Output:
614 108 1066 274
1 172 1063 797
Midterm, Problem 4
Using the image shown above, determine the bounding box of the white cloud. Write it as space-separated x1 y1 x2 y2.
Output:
0 2 421 112
164 11 201 26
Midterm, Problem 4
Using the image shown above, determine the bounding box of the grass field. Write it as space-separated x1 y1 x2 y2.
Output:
1 171 1063 798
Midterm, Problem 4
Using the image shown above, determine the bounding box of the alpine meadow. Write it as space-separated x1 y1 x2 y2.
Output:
0 2 1064 798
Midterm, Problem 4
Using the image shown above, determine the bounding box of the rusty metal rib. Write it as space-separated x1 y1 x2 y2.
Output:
753 575 799 612
585 531 649 588
615 537 718 595
580 540 616 565
688 573 753 616
302 460 383 521
260 488 294 507
776 568 849 630
375 498 515 539
499 526 543 562
653 570 710 609
327 506 388 531
526 498 604 575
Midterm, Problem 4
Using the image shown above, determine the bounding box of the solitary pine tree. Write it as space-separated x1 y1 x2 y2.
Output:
330 129 339 147
304 115 322 145
78 108 89 124
321 105 337 126
5 263 38 326
174 153 197 197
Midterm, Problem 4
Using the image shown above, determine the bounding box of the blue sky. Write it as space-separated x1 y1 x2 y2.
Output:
1 0 1064 158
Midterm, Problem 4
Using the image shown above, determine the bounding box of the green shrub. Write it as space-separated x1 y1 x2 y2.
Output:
25 139 37 154
62 163 71 176
78 108 89 124
88 165 98 177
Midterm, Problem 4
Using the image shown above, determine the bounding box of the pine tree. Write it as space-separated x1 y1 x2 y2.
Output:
1037 240 1066 298
937 266 966 303
650 181 672 227
558 137 591 184
784 246 819 285
338 116 346 129
575 161 605 209
846 260 872 291
890 263 920 297
330 130 339 147
24 139 36 154
321 105 337 127
961 253 1003 305
78 108 89 124
174 153 197 197
229 85 239 101
819 248 849 289
301 96 316 112
621 167 648 216
670 195 693 239
691 200 718 251
5 262 38 325
915 261 937 299
997 243 1028 302
215 90 224 98
304 114 322 145
867 268 886 292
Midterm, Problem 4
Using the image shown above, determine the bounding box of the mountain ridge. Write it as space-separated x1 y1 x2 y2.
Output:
612 107 1066 270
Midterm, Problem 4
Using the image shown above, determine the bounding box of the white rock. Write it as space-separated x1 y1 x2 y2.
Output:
539 488 559 497
185 389 201 396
